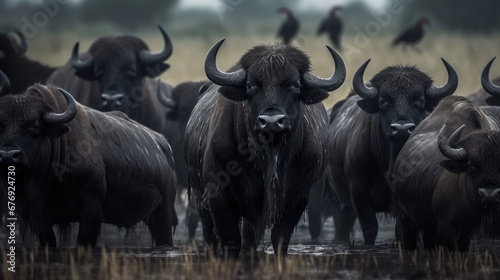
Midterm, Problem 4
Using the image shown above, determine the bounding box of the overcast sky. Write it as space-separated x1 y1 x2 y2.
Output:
178 0 388 11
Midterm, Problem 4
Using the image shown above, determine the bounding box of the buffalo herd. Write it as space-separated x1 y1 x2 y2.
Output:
0 24 500 257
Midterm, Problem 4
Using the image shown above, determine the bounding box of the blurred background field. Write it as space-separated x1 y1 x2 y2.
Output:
1 0 499 108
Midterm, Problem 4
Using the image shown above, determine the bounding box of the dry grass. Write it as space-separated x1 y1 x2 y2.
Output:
1 243 500 279
25 32 500 108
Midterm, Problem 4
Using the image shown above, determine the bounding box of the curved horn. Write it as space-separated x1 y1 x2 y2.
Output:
303 46 346 91
71 42 94 71
139 25 173 65
353 59 378 100
438 124 467 162
204 39 246 86
43 88 78 124
426 58 458 98
0 70 11 97
157 81 176 108
14 30 27 54
481 57 500 97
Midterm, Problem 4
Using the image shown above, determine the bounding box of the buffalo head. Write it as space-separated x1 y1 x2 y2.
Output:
71 25 172 113
205 39 345 143
0 30 27 61
439 125 500 207
354 58 458 146
0 72 76 167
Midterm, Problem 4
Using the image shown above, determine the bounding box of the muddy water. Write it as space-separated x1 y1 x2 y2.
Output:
1 213 500 279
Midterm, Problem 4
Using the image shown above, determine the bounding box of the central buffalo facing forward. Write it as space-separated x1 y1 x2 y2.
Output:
185 40 345 257
328 59 458 244
0 73 177 247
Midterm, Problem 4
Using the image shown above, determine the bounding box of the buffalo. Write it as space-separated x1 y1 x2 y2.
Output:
160 80 209 240
328 59 458 244
0 31 57 93
467 57 500 106
47 26 172 135
391 96 500 251
185 40 345 257
0 73 177 247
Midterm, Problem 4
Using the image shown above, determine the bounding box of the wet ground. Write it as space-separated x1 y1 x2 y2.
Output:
1 211 500 279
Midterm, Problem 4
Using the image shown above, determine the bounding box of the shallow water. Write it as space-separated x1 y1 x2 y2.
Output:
1 213 500 279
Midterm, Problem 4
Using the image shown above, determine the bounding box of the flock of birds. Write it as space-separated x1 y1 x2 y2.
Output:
277 6 431 51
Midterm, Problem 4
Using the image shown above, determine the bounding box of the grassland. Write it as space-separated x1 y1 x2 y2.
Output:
2 243 500 279
5 30 500 279
25 32 500 108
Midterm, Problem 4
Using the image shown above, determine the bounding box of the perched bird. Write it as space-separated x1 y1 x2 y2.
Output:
277 7 299 45
317 6 343 50
392 17 431 52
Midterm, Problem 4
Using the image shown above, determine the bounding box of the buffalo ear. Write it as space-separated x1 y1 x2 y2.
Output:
485 96 500 106
166 108 178 120
199 83 211 97
45 124 71 139
218 86 247 102
440 160 467 173
144 63 170 78
300 88 329 104
74 68 97 81
356 99 379 114
424 97 441 112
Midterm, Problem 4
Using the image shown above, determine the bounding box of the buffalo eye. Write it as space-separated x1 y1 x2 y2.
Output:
414 96 425 109
25 120 40 135
94 68 103 79
467 163 479 175
378 98 390 111
288 81 301 96
246 82 258 95
126 68 138 78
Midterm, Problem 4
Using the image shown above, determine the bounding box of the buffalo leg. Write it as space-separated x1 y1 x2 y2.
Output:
350 180 378 245
307 185 324 241
271 197 308 256
187 200 200 240
209 195 242 258
456 229 474 252
398 214 417 250
332 203 356 241
198 208 218 254
422 228 436 250
77 195 103 247
242 219 258 254
39 226 57 247
436 221 455 251
145 202 174 246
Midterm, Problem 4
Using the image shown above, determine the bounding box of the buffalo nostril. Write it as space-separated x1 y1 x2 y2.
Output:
390 125 398 134
479 188 489 197
11 150 21 162
258 117 267 127
408 125 416 133
0 149 22 163
116 95 125 103
101 94 111 101
390 123 415 135
277 117 285 126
